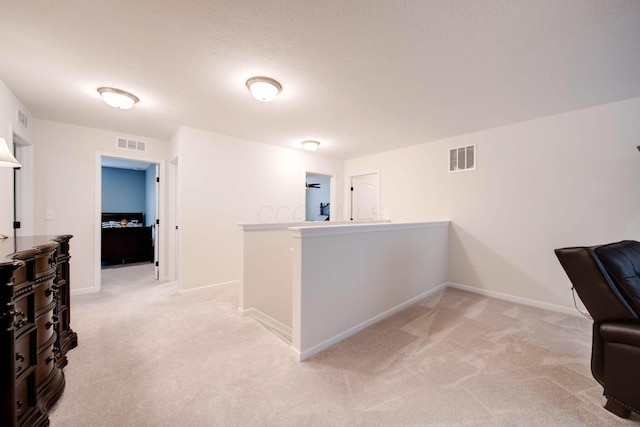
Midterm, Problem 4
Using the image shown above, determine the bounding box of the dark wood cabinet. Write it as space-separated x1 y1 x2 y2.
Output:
101 227 153 265
52 235 77 368
0 235 76 427
101 212 153 266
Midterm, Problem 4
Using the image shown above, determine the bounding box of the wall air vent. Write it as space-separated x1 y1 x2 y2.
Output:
117 137 147 152
449 145 476 172
17 108 28 130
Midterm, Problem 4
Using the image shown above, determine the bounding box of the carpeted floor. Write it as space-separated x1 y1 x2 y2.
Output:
49 264 639 426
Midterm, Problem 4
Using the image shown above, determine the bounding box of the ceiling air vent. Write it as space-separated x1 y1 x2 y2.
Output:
449 145 476 172
17 108 28 130
116 137 147 152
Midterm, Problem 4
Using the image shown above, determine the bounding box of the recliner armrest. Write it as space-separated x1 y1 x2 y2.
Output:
600 321 640 347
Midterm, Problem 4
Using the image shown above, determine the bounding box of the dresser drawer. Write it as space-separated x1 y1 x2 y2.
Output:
36 344 56 384
14 295 33 334
15 331 35 378
13 262 28 284
15 372 35 420
35 309 56 348
34 279 55 312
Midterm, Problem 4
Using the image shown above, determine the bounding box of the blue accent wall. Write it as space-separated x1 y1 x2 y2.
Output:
102 167 146 216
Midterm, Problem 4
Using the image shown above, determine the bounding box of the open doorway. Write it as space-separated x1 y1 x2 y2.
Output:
305 172 332 221
100 156 159 287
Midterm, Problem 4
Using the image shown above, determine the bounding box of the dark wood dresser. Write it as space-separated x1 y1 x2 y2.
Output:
0 235 77 427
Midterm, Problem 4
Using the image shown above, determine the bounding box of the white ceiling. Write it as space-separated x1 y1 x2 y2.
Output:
0 1 638 159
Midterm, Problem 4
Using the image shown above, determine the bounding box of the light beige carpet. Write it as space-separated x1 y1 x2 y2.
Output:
49 264 640 426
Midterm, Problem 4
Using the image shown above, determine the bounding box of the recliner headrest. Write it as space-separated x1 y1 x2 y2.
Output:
555 245 639 321
594 240 640 316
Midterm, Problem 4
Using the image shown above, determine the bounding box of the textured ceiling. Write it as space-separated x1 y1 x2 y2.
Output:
0 1 639 159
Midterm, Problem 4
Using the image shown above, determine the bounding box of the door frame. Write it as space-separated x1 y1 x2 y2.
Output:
12 131 34 237
168 156 180 283
346 170 381 221
94 152 166 292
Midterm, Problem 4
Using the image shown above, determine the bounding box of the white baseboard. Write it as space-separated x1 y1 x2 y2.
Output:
71 286 99 295
296 282 449 361
241 308 292 339
179 279 239 295
446 282 580 316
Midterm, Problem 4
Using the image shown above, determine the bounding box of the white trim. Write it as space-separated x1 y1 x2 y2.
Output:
446 282 580 316
290 221 449 239
238 219 390 231
305 170 337 223
240 308 292 339
293 281 580 362
71 286 99 295
12 133 34 236
239 221 318 231
94 154 102 293
289 346 302 361
296 282 448 361
179 279 239 295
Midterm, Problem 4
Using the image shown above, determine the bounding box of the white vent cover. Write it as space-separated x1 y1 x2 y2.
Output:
17 108 28 130
449 145 476 172
117 137 146 152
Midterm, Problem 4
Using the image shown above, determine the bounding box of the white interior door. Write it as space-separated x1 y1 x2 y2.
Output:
169 157 180 283
154 164 160 280
350 172 380 220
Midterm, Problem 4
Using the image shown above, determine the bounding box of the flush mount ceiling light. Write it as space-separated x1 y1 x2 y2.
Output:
0 137 21 168
246 76 282 102
97 87 140 109
301 140 320 152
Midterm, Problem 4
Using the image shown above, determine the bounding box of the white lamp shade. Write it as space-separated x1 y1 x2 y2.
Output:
246 77 282 102
97 87 139 109
301 140 320 152
0 137 21 168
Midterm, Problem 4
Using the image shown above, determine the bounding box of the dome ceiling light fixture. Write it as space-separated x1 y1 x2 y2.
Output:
301 140 320 152
97 87 140 110
246 76 282 102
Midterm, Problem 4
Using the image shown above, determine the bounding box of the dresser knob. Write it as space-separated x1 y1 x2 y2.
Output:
46 355 57 364
16 400 22 410
15 311 26 328
46 320 55 329
16 352 25 362
45 287 53 296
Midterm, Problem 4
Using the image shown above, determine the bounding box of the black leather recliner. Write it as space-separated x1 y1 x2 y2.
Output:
555 240 640 418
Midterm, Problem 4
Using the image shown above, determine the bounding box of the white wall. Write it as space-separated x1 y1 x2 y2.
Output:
240 225 300 334
172 126 344 291
345 97 640 310
292 221 449 360
31 119 169 292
